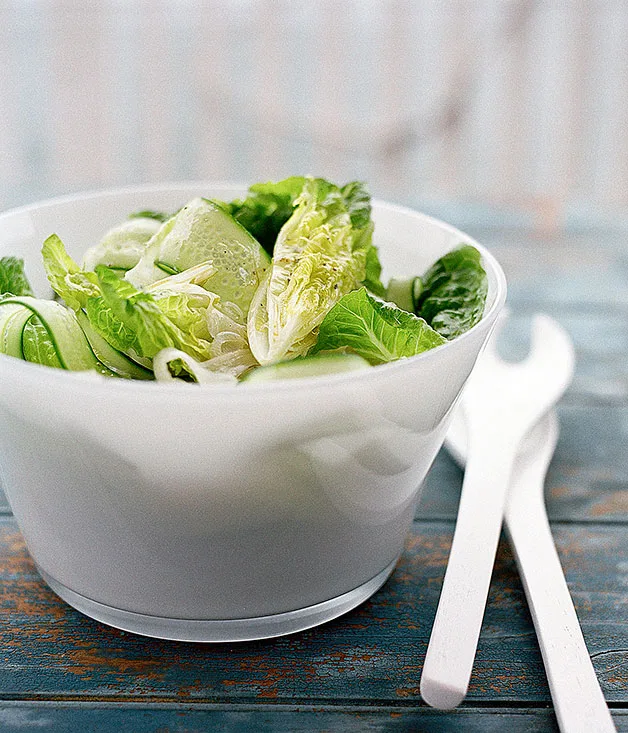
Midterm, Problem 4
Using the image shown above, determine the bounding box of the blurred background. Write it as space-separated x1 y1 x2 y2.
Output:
1 0 627 233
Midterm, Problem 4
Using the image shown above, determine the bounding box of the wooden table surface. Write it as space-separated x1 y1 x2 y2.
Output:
0 218 626 732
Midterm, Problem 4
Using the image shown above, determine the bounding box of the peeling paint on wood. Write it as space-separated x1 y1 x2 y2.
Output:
5 703 626 733
0 517 625 707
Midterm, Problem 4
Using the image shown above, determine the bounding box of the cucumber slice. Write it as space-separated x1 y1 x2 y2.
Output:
82 217 161 272
0 296 103 371
76 310 154 380
386 276 416 313
412 277 424 311
242 353 371 382
127 198 270 322
21 316 63 368
0 302 34 358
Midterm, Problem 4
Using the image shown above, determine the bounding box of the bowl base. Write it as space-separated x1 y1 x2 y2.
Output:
36 560 398 642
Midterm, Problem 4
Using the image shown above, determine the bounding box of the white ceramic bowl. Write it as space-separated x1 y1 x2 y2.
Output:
0 183 506 641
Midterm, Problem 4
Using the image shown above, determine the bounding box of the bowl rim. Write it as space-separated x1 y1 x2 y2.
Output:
0 181 507 396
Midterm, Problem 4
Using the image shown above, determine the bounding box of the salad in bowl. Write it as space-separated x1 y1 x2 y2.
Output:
0 177 505 641
0 176 488 385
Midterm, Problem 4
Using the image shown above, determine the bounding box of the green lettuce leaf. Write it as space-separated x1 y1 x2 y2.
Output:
339 181 385 297
362 237 385 297
84 296 139 356
340 180 372 231
0 257 34 296
94 266 211 360
42 234 100 310
313 287 446 364
227 176 306 255
247 177 368 365
414 244 488 339
42 234 141 366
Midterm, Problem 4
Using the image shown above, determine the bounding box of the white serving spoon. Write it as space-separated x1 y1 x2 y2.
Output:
445 409 616 732
420 313 575 709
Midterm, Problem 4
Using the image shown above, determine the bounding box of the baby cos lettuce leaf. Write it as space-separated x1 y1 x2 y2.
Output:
414 244 488 339
42 234 100 310
227 176 306 256
313 287 446 365
94 266 212 361
342 182 385 298
247 177 370 365
228 178 385 296
0 257 34 297
42 234 143 363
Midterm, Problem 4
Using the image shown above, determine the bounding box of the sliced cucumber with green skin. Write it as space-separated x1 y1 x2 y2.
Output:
412 277 423 309
386 275 424 314
127 198 271 322
76 310 154 380
242 352 371 382
0 296 103 371
386 276 415 313
22 316 63 368
0 303 34 358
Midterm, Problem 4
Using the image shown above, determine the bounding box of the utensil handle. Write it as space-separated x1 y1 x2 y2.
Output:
506 490 616 732
420 445 514 709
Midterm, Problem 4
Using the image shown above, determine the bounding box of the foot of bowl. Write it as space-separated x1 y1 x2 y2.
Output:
36 560 397 642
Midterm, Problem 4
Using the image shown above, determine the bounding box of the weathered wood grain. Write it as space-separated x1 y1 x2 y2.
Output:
0 516 624 705
3 701 622 733
6 702 628 733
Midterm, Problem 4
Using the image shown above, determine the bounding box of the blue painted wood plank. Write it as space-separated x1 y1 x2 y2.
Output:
0 702 577 733
0 701 601 733
0 516 624 705
0 702 627 732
